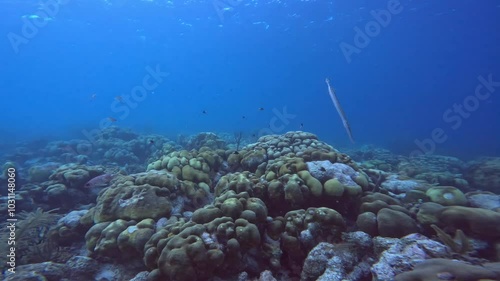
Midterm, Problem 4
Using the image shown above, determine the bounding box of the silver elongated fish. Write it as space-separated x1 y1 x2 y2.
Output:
325 78 355 143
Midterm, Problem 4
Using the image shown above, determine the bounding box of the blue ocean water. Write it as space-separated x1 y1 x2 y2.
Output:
1 0 499 159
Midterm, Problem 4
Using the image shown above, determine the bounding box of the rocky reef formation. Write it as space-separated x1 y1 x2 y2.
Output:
2 131 500 281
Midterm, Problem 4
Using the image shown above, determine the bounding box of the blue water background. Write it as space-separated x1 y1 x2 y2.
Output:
1 0 499 159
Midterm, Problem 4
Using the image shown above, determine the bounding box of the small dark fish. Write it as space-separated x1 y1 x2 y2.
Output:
84 173 114 188
202 110 207 114
233 151 239 155
300 123 304 129
242 115 246 119
258 107 264 111
149 139 160 150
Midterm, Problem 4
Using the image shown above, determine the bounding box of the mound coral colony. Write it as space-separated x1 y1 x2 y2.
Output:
2 129 500 280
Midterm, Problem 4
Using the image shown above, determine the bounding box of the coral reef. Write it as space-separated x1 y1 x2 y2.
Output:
142 191 269 281
180 132 227 150
0 209 61 267
417 202 500 238
394 258 500 281
465 157 500 192
3 130 500 281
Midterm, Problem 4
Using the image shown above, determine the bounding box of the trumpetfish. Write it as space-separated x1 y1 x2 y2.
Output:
325 78 355 143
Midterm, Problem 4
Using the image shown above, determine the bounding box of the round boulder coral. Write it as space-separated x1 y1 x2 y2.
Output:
377 208 419 238
240 148 267 173
425 186 467 206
